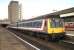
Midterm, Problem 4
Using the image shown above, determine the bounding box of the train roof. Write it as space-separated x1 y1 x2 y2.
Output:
21 15 59 22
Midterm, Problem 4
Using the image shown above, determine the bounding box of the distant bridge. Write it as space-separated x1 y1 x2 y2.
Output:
0 21 10 27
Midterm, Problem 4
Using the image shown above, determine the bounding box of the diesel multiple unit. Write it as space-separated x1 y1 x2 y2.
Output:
8 15 65 41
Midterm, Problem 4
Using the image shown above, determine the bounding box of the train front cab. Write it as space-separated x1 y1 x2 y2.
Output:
47 17 65 40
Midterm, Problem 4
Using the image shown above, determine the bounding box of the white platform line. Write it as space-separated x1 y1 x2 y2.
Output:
7 30 40 50
63 40 74 44
66 34 74 36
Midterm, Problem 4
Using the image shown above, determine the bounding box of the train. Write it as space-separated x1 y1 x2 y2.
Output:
8 15 65 41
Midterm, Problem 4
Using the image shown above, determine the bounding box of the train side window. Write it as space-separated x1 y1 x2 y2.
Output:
32 20 42 28
22 20 42 28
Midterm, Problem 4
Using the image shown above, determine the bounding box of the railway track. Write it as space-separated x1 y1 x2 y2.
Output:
7 28 74 50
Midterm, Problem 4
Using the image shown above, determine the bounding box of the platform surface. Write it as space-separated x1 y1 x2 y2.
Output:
66 31 74 36
0 27 28 50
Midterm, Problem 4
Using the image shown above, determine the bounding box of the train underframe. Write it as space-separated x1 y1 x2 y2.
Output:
8 28 66 41
29 32 66 41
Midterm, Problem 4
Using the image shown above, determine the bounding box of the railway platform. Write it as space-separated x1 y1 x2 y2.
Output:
65 31 74 44
0 27 28 50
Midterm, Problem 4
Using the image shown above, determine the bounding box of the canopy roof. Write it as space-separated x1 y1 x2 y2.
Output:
21 7 74 22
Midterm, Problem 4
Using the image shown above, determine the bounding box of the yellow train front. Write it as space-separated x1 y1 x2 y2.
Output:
47 17 65 40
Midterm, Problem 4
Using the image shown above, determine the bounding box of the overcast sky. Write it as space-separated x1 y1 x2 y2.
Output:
0 0 74 20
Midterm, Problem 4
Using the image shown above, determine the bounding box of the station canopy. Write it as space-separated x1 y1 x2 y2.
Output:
21 7 74 22
50 7 74 15
35 7 74 19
